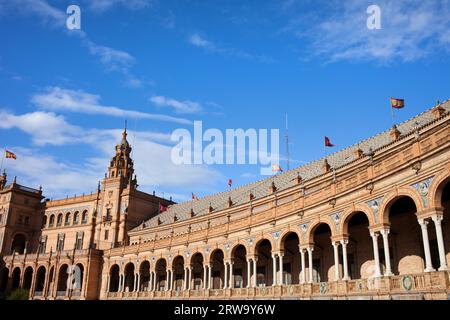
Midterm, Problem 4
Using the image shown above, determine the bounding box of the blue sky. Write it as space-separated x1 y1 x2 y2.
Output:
0 0 449 201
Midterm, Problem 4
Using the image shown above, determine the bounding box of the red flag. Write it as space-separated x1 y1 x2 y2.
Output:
228 179 233 188
272 164 283 173
159 203 168 213
5 150 17 159
325 136 335 147
191 192 199 200
390 97 405 109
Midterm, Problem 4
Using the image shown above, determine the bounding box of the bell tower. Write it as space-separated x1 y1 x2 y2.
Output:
107 125 136 187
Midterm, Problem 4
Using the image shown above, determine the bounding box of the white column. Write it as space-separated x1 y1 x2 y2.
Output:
341 240 350 280
307 247 314 283
120 274 125 292
370 232 382 277
229 262 234 289
380 229 393 276
279 253 284 286
208 264 212 289
246 259 251 288
253 257 257 287
188 266 192 290
332 242 340 281
136 273 141 292
106 274 111 292
271 254 277 286
300 248 306 284
224 262 228 289
183 268 188 290
118 274 122 292
153 272 157 291
203 265 207 290
165 270 170 291
432 215 448 271
418 219 435 272
148 272 152 292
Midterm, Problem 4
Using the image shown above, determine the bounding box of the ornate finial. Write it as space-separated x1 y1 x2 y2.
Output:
296 172 302 184
270 181 277 193
208 203 214 213
228 196 233 207
323 158 331 173
190 208 195 217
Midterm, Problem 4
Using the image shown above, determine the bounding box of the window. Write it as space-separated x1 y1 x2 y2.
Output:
57 214 63 226
17 215 23 225
81 211 88 224
65 213 71 226
39 236 47 254
56 234 65 251
49 215 55 227
76 232 84 250
104 230 109 240
73 212 79 224
24 216 29 226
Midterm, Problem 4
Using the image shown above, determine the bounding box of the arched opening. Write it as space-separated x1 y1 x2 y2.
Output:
109 265 120 292
23 266 33 290
0 267 9 292
73 212 79 224
49 215 55 227
281 233 301 285
11 267 21 289
11 233 26 254
155 259 167 291
210 250 225 289
172 256 185 291
57 213 63 227
81 210 88 224
190 253 204 290
123 263 135 292
74 264 84 291
34 266 46 294
345 212 371 279
139 261 150 291
312 223 333 282
231 245 248 288
387 196 421 275
438 179 450 269
57 264 69 295
65 213 71 226
255 239 273 286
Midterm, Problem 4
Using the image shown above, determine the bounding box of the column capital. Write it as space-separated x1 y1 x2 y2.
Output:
416 207 444 220
339 239 349 246
417 218 430 226
431 213 444 223
331 234 349 243
300 243 314 251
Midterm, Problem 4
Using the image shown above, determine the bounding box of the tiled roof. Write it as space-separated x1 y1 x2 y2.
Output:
134 100 450 231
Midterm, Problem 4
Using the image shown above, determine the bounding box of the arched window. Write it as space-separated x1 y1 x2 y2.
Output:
49 215 55 227
73 212 79 224
65 213 71 226
81 211 88 224
57 214 63 227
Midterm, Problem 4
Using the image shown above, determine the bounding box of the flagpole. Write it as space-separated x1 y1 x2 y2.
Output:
0 148 6 174
390 105 396 127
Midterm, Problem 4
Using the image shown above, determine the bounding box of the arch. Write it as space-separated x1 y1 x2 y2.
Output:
306 218 336 244
279 229 302 249
23 266 33 290
172 256 185 291
34 266 46 293
281 232 301 285
11 267 21 289
109 264 120 292
81 210 88 224
56 213 63 226
311 222 334 282
340 204 374 235
255 239 273 286
210 249 225 289
155 258 167 291
65 212 71 226
49 214 55 227
429 170 450 208
345 211 372 279
253 235 276 256
190 252 204 290
379 187 424 224
57 264 69 294
123 263 135 292
11 233 27 254
231 244 248 288
73 211 80 224
138 261 150 291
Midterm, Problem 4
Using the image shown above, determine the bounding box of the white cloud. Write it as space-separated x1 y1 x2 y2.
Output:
282 0 450 63
31 87 192 125
84 0 154 12
150 95 202 114
189 34 217 51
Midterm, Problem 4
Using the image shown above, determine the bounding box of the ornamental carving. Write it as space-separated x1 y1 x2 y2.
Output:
367 197 383 224
329 212 342 231
412 177 433 208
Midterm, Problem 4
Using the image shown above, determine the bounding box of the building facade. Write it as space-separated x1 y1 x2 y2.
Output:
0 101 449 300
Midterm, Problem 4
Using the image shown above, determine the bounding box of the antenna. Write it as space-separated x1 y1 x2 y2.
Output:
285 113 290 171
